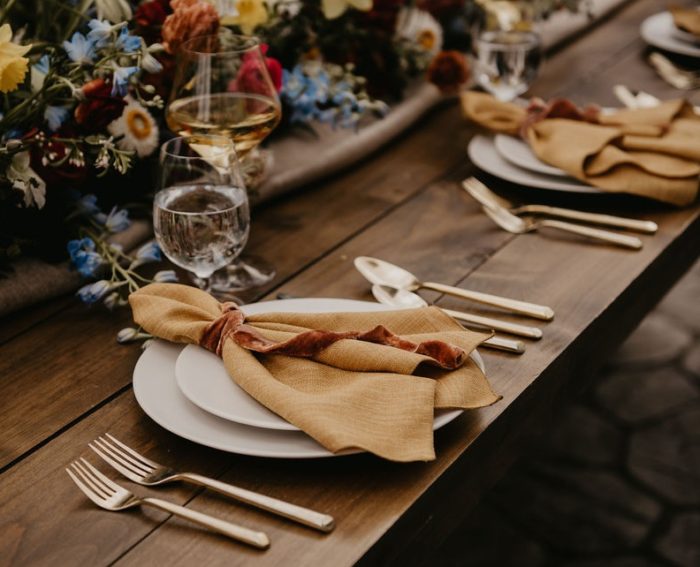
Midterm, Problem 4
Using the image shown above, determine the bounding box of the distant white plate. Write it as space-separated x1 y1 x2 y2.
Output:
176 298 484 431
494 134 568 178
641 12 700 58
134 298 482 458
468 135 601 194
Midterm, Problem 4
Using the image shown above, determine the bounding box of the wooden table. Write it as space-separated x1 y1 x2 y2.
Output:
2 1 699 565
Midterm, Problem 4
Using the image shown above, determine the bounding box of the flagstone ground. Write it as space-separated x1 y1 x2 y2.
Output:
440 260 700 567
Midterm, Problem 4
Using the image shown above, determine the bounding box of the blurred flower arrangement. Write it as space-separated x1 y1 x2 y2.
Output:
0 0 584 310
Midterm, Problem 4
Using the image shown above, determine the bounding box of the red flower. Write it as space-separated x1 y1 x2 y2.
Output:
74 79 127 132
427 50 470 93
262 46 283 93
135 0 172 45
162 0 220 55
230 45 283 94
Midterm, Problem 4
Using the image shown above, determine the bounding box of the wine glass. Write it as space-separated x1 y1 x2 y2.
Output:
154 135 250 296
166 31 281 292
473 30 542 101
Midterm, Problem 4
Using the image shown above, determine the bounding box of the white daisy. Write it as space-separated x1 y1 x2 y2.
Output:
395 7 443 57
108 98 159 158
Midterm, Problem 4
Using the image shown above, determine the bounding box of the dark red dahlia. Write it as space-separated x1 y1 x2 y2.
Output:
74 79 127 132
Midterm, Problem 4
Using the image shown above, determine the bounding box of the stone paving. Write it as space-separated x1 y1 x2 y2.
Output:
437 260 700 567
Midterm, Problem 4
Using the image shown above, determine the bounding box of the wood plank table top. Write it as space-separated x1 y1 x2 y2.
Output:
1 1 699 565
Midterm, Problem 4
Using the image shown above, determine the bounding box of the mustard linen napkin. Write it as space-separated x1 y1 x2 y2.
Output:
130 283 500 462
670 6 700 37
461 92 700 206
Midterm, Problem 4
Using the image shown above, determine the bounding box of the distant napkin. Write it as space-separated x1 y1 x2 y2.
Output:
670 6 700 37
461 91 700 206
130 283 499 462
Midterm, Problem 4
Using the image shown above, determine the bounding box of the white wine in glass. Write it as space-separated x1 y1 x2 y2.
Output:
166 32 281 292
167 93 280 156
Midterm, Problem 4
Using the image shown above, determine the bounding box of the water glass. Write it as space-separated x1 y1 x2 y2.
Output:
474 30 542 101
154 135 250 292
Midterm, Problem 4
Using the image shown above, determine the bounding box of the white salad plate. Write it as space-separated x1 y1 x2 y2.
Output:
468 135 601 194
494 134 568 178
641 12 700 58
134 298 483 458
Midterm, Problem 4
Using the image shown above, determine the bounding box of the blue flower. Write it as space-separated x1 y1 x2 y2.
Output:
111 66 138 96
77 280 112 304
67 238 103 277
76 194 100 216
34 54 50 74
153 270 178 283
116 27 141 53
87 19 113 47
44 106 69 132
96 206 130 232
63 32 96 64
135 241 161 263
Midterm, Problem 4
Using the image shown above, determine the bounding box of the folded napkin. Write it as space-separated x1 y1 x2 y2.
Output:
461 91 700 206
130 283 500 462
670 6 700 37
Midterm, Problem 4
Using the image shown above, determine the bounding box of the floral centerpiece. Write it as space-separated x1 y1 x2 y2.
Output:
0 0 584 311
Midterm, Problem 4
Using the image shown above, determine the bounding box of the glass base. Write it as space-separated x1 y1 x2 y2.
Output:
208 255 276 293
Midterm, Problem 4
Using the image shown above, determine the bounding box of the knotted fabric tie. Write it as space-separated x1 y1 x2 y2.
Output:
200 302 467 370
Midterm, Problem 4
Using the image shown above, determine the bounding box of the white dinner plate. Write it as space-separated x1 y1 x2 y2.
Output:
494 134 568 177
134 298 482 458
176 298 483 431
468 135 601 194
641 12 700 58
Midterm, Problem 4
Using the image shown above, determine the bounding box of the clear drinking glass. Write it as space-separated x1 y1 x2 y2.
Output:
166 32 281 292
154 135 250 295
474 30 542 101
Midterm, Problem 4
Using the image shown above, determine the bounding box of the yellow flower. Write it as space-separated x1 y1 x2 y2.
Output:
0 24 31 93
322 0 372 20
230 0 268 34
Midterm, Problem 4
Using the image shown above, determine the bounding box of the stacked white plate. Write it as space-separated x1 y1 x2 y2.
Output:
467 133 601 194
641 11 700 59
132 298 485 459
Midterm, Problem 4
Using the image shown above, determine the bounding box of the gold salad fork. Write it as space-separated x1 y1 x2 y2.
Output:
66 458 270 549
89 434 335 533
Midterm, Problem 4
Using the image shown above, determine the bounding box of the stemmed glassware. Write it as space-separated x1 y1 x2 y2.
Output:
166 31 281 293
473 30 542 101
154 135 250 296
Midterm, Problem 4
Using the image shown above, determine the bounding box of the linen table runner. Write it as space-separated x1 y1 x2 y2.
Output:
130 284 500 462
461 92 700 206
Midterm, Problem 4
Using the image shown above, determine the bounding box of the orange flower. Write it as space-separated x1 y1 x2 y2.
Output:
427 50 470 93
162 0 220 55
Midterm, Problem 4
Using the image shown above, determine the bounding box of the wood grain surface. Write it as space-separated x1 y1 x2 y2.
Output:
1 1 699 565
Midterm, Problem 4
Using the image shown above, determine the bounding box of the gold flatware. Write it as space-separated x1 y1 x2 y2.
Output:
372 284 542 340
648 52 700 90
613 85 662 109
354 256 554 321
463 177 658 234
66 458 270 549
481 203 643 250
89 434 335 533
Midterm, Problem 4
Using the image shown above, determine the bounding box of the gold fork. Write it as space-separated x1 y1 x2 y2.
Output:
89 433 335 533
66 458 270 549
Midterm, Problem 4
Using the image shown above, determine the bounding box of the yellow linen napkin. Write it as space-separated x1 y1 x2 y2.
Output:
670 6 700 37
461 92 700 206
130 283 500 462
